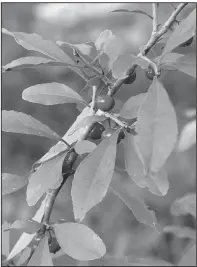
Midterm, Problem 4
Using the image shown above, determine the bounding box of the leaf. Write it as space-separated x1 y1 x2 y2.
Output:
22 82 87 106
2 28 72 63
95 30 123 68
170 193 196 218
177 120 196 151
162 8 196 56
80 76 102 93
120 93 146 119
7 233 35 261
170 53 196 78
8 219 41 234
2 221 10 257
149 168 169 196
27 234 53 266
163 225 196 239
178 243 196 266
54 222 106 260
13 246 31 266
71 130 119 221
6 197 47 261
2 110 61 141
111 9 153 20
2 56 81 73
134 78 178 174
56 41 93 56
110 178 161 231
34 106 94 167
74 140 97 155
26 152 66 206
123 133 168 196
2 173 28 196
112 54 137 79
71 115 106 135
157 53 184 66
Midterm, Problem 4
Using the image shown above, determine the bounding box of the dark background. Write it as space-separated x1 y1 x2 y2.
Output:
2 3 196 265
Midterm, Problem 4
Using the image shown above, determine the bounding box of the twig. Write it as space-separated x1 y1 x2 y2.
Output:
108 3 187 96
152 3 158 34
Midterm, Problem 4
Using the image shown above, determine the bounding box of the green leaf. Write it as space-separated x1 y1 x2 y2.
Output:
123 133 168 196
7 219 41 234
163 225 196 239
56 41 93 56
22 82 87 106
170 193 196 218
74 140 97 155
178 243 196 266
134 79 178 173
2 56 81 73
27 234 53 266
162 8 196 56
2 221 10 257
111 9 153 20
120 93 146 119
177 120 196 151
112 54 137 79
13 246 31 266
2 110 61 141
170 53 196 78
71 131 119 221
54 222 106 260
2 28 72 63
157 53 184 66
2 173 28 196
110 177 161 231
6 197 47 261
7 233 35 261
26 152 66 206
34 106 94 167
149 168 169 196
95 30 123 68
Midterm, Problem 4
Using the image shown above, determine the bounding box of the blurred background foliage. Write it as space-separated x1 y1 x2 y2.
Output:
2 3 196 266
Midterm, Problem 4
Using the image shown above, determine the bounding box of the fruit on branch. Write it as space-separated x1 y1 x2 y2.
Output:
62 150 78 175
145 65 155 80
123 70 136 84
48 237 61 254
102 128 125 143
89 122 105 140
179 36 193 47
95 95 115 111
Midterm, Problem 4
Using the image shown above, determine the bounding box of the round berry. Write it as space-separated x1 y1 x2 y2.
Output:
95 95 115 112
102 128 125 143
179 36 193 47
89 122 105 140
145 66 155 80
124 71 136 84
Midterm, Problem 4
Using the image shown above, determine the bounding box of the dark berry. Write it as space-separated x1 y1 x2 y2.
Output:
89 122 105 140
49 237 61 254
179 36 193 47
62 150 78 175
124 71 136 84
95 95 115 112
145 66 155 80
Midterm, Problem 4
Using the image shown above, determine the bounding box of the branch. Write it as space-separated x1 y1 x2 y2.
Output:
108 3 188 96
40 3 188 225
152 3 158 34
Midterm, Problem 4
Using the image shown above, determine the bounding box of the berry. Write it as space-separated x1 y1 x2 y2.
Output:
95 95 115 112
179 36 193 47
62 150 78 175
49 237 61 254
124 71 136 84
145 66 155 80
89 122 105 140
